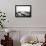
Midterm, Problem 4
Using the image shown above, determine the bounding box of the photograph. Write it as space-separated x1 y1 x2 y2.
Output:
15 5 32 17
0 0 46 46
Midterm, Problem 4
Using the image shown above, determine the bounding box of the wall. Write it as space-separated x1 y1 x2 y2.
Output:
0 0 32 27
0 31 46 46
0 0 46 27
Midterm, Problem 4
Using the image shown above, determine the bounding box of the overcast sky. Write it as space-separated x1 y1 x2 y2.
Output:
16 6 30 12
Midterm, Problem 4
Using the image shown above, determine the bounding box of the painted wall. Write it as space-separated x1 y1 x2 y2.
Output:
0 0 46 27
0 31 46 46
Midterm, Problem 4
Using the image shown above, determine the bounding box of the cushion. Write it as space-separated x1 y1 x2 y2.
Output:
20 35 37 43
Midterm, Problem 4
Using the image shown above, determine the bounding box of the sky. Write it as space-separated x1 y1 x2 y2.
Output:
16 6 30 12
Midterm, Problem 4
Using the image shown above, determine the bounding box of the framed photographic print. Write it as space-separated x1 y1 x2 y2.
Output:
15 5 32 17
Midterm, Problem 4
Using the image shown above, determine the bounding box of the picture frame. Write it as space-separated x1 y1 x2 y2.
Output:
15 5 32 17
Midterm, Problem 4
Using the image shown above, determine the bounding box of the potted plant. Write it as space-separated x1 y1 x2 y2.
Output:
0 11 6 28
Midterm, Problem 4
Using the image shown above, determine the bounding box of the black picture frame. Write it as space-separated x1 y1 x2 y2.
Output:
15 5 32 17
